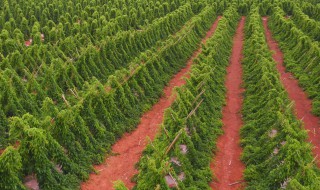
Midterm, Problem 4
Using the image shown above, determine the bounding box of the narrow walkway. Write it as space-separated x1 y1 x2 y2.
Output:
211 17 246 190
81 16 222 190
263 17 320 167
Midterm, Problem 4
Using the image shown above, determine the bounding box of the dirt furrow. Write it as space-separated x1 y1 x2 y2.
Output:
210 17 246 190
262 17 320 167
81 16 222 190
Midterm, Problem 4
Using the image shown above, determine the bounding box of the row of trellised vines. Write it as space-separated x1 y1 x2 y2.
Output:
0 0 202 46
240 5 320 189
268 5 320 117
0 0 223 149
0 2 197 111
134 4 240 189
298 1 320 21
0 2 223 189
279 0 320 42
1 0 319 189
0 0 197 148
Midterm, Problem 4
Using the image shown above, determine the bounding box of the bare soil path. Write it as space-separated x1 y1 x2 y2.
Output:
263 17 320 167
210 17 246 190
81 16 222 190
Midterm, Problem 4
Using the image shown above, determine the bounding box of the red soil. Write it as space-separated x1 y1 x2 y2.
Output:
263 17 320 167
81 16 222 190
25 39 32 47
24 34 44 46
0 142 20 156
210 17 246 190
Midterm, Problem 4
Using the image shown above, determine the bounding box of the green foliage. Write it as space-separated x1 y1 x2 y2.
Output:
136 4 239 189
1 0 319 189
113 180 129 190
268 4 320 116
301 2 320 20
0 1 221 189
280 0 320 41
9 115 82 189
241 6 320 189
0 146 26 190
0 107 8 149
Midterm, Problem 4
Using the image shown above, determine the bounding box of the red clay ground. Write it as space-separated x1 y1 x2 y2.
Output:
210 17 246 190
263 17 320 167
81 16 222 190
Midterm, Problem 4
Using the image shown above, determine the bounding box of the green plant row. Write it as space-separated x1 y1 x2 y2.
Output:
300 0 320 5
267 5 320 116
0 0 217 88
299 1 320 20
0 2 202 148
280 0 320 42
135 5 240 190
241 5 320 189
0 1 206 115
1 2 194 84
0 0 189 45
0 3 220 190
81 3 195 81
0 0 226 115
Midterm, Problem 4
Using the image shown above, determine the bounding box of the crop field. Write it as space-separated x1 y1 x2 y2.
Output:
0 0 319 189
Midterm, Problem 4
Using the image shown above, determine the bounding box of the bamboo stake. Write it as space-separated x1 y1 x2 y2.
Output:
197 80 206 91
169 172 180 190
33 62 44 77
171 113 176 121
229 180 245 186
186 99 204 119
164 129 183 156
73 87 79 97
62 94 70 107
69 88 79 99
304 57 317 72
147 138 156 150
162 126 170 138
191 89 206 106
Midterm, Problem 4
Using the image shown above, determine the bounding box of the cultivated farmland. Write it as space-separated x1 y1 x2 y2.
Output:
0 0 319 190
